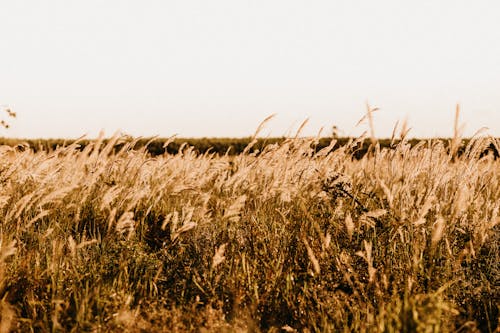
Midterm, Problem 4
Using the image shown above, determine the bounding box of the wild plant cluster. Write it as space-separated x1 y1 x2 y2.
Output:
0 106 16 130
0 132 498 332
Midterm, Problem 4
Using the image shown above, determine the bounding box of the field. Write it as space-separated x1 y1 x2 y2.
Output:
0 131 498 332
1 136 498 159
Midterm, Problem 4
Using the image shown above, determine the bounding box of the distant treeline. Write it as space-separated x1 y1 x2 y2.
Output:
0 136 498 159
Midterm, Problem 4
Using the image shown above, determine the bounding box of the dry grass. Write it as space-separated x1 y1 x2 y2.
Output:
0 128 498 332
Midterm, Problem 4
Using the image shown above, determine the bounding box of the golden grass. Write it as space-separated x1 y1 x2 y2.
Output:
0 127 498 332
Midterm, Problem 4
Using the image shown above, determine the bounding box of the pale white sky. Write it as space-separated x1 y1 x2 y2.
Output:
1 0 499 139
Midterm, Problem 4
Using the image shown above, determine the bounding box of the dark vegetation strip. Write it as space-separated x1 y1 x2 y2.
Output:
0 137 498 159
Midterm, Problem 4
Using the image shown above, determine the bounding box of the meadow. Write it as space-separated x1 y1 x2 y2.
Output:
0 126 498 332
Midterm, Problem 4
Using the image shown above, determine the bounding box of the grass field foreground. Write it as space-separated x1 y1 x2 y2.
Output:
0 132 498 332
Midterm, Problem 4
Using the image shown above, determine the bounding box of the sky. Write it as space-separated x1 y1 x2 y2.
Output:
1 0 499 139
